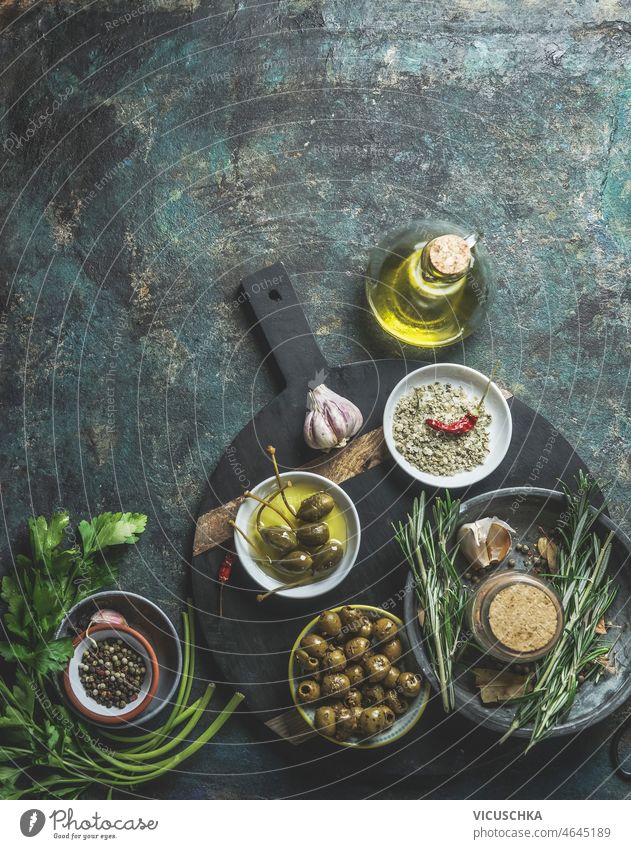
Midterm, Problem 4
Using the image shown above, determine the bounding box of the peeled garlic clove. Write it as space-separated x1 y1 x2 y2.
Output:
89 609 128 628
303 383 363 451
457 517 515 569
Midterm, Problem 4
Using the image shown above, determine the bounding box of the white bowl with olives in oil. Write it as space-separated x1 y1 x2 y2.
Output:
232 471 361 599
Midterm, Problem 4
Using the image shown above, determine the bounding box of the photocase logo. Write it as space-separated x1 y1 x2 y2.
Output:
20 809 45 837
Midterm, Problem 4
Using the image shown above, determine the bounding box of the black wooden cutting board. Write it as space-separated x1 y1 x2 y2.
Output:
191 262 596 779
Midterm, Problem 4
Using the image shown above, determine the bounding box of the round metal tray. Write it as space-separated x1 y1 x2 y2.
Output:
404 487 631 738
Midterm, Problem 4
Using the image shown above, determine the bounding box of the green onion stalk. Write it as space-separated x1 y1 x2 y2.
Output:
1 605 243 799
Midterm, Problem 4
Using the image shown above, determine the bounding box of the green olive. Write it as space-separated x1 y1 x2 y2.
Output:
382 665 401 690
300 633 327 660
345 664 365 687
312 540 344 572
258 526 297 553
297 491 335 522
344 636 371 662
362 684 386 706
322 648 347 673
357 617 374 639
296 522 330 548
364 654 391 684
350 705 363 729
296 679 321 703
344 688 363 709
318 610 342 638
339 606 366 632
276 550 313 573
381 705 396 727
314 705 337 737
374 617 398 643
397 671 422 699
359 706 387 736
382 638 403 663
334 706 356 741
294 649 320 676
321 673 351 699
385 688 408 715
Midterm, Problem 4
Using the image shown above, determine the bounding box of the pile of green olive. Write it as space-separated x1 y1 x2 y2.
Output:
292 606 423 743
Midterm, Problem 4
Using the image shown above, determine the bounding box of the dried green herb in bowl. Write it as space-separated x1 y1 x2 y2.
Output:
382 363 512 489
392 381 491 477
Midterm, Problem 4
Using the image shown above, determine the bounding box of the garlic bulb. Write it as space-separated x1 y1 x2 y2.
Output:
89 609 128 628
457 517 515 569
303 383 363 451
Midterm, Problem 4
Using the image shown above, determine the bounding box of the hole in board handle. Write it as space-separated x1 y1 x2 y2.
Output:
269 289 282 301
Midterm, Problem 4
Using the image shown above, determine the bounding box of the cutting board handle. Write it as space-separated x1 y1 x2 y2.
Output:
240 261 328 389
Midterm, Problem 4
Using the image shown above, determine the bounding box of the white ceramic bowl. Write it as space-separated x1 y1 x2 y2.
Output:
63 624 159 725
383 363 512 489
233 471 361 599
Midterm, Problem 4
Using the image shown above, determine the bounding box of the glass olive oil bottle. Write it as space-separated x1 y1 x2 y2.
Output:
365 220 493 347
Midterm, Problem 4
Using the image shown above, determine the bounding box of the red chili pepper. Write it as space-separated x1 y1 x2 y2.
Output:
217 553 236 617
425 411 478 434
424 368 497 436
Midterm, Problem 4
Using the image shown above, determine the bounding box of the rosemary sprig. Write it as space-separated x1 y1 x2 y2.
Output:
394 492 467 712
500 472 617 749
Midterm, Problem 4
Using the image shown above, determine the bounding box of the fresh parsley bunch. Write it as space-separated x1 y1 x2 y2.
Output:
0 510 243 800
0 511 147 674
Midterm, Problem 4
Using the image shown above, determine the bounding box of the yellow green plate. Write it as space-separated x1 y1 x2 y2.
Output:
288 604 430 749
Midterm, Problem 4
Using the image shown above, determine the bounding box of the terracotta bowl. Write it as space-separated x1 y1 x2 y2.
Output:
63 623 159 726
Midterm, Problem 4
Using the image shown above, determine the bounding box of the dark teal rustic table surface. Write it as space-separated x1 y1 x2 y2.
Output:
1 1 629 799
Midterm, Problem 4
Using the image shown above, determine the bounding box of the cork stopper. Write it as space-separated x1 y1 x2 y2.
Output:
428 234 471 276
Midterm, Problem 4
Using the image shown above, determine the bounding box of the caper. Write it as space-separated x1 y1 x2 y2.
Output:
297 491 335 522
312 540 344 571
258 525 297 553
296 522 330 548
275 549 313 573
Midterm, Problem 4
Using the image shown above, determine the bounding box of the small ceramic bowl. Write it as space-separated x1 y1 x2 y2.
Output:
63 623 159 725
289 605 430 748
383 363 512 489
56 591 181 727
233 470 361 599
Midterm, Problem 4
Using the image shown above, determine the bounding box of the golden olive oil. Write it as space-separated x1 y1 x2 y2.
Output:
365 222 492 348
249 482 346 583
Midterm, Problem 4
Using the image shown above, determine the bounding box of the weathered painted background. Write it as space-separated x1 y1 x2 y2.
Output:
0 0 629 798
